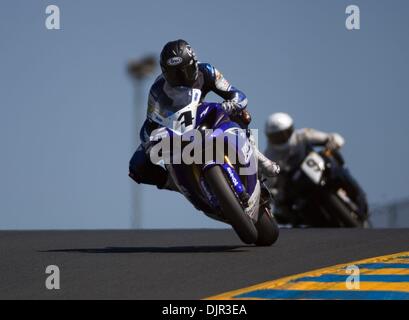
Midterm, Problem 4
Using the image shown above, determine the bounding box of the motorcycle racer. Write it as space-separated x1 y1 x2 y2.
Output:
129 39 280 190
264 112 368 222
264 112 345 174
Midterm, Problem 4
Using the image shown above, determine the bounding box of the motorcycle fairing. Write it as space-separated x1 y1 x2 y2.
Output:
148 87 260 220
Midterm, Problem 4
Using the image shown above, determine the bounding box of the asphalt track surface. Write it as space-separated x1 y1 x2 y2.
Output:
1 228 409 299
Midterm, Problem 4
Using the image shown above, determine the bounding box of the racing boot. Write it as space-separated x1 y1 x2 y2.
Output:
158 172 180 192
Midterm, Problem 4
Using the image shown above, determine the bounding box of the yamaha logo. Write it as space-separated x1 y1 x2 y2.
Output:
167 57 183 66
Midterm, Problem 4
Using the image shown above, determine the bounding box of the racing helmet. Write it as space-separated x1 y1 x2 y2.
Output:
160 39 199 87
265 112 294 145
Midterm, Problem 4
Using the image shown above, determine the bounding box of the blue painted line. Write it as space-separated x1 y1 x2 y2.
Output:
355 263 409 269
234 290 409 300
292 274 409 283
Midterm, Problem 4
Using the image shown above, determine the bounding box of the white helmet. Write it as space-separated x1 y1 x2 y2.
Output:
265 112 294 145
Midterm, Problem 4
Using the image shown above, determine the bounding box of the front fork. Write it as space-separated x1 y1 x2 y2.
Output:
259 179 274 209
200 159 250 210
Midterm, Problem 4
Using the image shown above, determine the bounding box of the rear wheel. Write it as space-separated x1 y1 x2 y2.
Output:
204 166 258 244
255 208 279 246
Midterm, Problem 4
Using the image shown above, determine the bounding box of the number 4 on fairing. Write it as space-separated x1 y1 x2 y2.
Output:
177 110 194 128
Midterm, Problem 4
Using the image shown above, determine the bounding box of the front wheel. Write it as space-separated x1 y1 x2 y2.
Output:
204 165 258 244
323 193 363 227
255 208 280 246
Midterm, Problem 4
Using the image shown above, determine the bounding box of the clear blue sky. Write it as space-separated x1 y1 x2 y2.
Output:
1 0 408 229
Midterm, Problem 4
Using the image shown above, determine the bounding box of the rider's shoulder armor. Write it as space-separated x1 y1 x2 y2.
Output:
198 63 216 82
198 62 233 95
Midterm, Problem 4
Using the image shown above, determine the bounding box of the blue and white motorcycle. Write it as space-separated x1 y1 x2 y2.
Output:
148 87 279 245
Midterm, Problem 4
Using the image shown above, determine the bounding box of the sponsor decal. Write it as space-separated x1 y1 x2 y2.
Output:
241 141 253 164
216 77 230 91
167 56 183 66
227 166 239 187
200 106 209 118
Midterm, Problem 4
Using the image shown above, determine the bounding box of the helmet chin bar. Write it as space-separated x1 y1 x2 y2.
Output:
163 63 198 87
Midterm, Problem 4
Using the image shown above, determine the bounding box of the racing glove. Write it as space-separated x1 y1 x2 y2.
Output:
221 100 242 115
326 133 345 150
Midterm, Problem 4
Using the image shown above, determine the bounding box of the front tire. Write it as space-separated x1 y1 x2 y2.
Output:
204 166 258 244
323 193 363 227
255 208 279 246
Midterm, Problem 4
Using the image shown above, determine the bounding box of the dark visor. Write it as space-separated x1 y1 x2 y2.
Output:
267 127 294 145
164 63 198 87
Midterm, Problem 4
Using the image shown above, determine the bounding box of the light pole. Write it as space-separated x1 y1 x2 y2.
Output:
127 55 157 229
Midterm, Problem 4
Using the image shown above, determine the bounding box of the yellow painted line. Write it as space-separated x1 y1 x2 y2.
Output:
358 268 409 275
291 266 409 276
205 251 409 300
253 281 409 292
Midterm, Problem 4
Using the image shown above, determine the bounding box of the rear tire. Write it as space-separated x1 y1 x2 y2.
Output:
255 208 279 246
204 166 258 244
324 193 363 228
